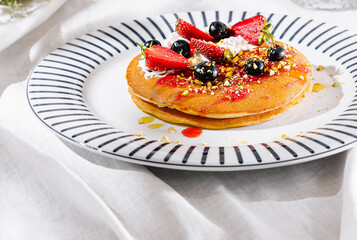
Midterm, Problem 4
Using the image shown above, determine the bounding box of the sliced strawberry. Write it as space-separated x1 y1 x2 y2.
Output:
191 38 231 63
176 18 214 41
189 41 195 57
230 15 273 45
144 45 189 71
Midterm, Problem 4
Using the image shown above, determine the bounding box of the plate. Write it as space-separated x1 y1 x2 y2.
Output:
27 10 357 171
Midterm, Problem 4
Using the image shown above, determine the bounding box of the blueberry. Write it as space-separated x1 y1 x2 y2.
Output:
209 21 230 40
194 61 219 83
144 39 161 48
244 58 265 76
267 44 286 61
171 40 191 58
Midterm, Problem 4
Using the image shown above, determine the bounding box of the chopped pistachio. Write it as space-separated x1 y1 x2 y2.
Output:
316 65 325 71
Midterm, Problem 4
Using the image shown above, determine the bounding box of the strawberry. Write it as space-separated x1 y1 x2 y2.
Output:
191 38 232 63
141 45 189 71
189 41 195 57
176 18 214 41
230 15 274 46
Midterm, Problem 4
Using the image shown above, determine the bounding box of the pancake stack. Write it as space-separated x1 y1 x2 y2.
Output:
126 16 312 129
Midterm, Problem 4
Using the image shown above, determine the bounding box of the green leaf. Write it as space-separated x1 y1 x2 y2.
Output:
259 18 275 45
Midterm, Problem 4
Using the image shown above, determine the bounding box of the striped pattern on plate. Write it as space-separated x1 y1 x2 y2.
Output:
27 10 357 170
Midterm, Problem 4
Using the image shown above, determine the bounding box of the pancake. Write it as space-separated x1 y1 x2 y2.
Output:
126 42 312 119
128 80 312 129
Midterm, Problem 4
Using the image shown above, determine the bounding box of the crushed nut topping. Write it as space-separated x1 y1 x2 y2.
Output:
160 136 171 143
134 131 143 137
316 65 325 71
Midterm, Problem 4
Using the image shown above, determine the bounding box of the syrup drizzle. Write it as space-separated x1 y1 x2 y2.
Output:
139 116 154 124
148 124 164 129
312 83 328 92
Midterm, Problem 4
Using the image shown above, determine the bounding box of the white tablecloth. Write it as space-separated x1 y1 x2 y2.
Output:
1 0 357 239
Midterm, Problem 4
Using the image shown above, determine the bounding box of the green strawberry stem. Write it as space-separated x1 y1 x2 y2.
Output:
136 42 146 60
258 17 275 45
224 49 233 61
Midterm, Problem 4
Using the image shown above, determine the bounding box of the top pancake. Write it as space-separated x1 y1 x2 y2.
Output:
126 42 312 119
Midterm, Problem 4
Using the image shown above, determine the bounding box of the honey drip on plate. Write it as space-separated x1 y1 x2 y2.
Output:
148 124 164 129
168 127 177 133
312 83 328 92
139 116 154 124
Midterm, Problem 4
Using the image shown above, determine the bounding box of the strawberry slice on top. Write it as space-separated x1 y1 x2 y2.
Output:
188 41 195 57
141 45 189 71
191 38 232 63
176 18 214 42
230 15 274 46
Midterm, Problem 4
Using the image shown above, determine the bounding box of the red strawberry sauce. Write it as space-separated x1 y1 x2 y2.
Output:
223 88 250 101
290 65 311 73
210 88 250 107
155 75 189 87
181 127 202 138
156 69 192 87
157 68 262 104
154 58 312 106
174 91 186 101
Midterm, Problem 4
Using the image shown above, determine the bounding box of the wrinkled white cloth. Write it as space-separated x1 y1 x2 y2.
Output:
1 0 357 239
0 0 66 51
292 0 357 9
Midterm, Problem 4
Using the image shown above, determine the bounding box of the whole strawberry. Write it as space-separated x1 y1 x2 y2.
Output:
140 44 189 71
230 15 274 46
176 18 214 41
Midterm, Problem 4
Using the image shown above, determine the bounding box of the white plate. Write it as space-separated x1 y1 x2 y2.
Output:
27 10 357 171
